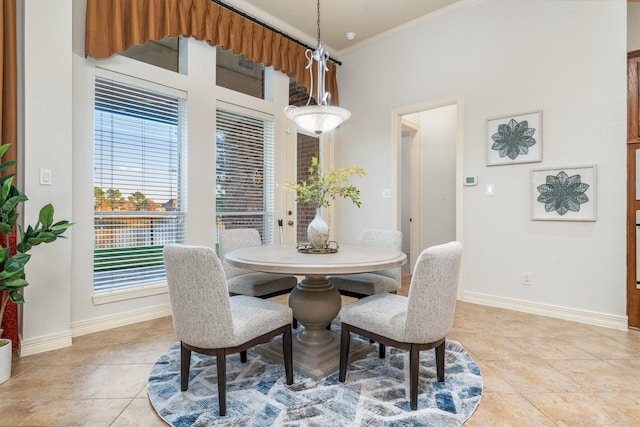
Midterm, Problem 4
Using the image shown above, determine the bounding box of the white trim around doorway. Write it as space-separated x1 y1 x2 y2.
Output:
390 93 465 296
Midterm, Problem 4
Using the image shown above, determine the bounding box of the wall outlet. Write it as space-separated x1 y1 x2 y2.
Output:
523 272 533 286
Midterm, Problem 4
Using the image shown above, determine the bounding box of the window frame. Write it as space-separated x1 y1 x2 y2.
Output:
92 69 188 297
79 37 291 308
215 102 275 243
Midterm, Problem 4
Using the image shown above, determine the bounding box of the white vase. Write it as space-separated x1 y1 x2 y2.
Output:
307 208 329 249
0 338 11 384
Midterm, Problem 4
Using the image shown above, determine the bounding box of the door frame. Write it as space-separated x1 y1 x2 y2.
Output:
400 119 420 273
627 50 640 329
390 94 464 290
626 143 640 329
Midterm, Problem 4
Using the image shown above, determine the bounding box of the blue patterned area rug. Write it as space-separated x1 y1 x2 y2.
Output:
148 338 482 426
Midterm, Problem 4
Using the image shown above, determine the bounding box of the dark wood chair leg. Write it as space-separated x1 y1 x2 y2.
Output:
180 343 191 391
216 349 227 416
282 326 293 385
379 343 386 359
240 350 247 363
410 345 419 410
435 341 445 382
339 325 351 382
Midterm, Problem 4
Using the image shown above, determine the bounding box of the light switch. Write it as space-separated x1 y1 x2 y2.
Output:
485 183 494 196
382 189 391 199
40 169 52 186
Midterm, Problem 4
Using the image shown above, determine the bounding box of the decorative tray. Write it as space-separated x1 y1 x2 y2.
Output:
297 241 339 254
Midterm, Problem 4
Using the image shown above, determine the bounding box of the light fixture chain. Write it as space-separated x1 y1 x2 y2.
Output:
316 0 321 45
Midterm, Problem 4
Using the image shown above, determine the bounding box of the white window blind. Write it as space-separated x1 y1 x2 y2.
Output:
94 76 187 292
216 107 274 243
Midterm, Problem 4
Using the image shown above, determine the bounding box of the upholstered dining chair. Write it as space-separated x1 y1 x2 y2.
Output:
163 244 294 417
219 228 298 299
338 241 463 411
329 228 403 299
219 228 299 328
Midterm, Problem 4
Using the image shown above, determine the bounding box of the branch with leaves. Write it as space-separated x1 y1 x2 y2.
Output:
278 157 366 208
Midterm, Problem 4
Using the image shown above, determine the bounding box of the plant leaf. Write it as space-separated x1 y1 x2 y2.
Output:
3 253 30 273
0 177 12 200
39 203 54 228
36 232 56 243
0 144 11 159
0 222 11 235
50 221 74 231
0 266 24 281
8 290 24 304
2 277 28 289
27 237 44 246
16 242 31 253
0 160 16 174
2 194 27 215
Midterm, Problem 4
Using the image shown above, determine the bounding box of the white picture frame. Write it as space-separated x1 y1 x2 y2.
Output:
531 165 597 221
487 111 542 166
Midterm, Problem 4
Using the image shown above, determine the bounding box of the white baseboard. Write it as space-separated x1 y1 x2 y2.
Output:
20 294 627 356
19 303 172 356
19 331 73 357
71 303 172 337
461 291 628 331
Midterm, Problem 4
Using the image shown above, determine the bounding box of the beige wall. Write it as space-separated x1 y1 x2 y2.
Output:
629 2 640 51
336 0 627 327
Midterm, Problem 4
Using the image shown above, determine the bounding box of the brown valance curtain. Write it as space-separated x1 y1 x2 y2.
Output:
84 0 340 105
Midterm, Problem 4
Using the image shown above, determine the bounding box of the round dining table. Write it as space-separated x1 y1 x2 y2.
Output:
224 243 406 379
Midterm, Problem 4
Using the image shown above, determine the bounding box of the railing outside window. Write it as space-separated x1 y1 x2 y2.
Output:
93 212 186 291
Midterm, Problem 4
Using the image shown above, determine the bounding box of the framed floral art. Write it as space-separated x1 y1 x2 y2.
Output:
486 111 542 166
531 165 596 221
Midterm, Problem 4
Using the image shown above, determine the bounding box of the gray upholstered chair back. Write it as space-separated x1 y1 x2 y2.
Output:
360 228 403 280
403 241 462 343
218 228 262 279
163 244 234 348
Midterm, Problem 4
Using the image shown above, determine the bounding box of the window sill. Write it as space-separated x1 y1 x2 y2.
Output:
92 283 168 305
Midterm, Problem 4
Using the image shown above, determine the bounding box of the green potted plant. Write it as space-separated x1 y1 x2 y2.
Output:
0 144 73 383
279 156 365 248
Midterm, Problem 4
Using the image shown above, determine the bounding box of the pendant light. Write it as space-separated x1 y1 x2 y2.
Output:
284 0 351 135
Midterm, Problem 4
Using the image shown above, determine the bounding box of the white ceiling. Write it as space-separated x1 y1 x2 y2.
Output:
220 0 464 55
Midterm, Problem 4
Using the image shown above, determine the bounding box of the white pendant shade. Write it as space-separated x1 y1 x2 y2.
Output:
284 104 351 135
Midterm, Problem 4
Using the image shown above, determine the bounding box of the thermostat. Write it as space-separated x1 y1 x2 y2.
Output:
464 176 478 186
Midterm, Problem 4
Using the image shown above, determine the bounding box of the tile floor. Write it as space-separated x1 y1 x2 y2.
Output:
1 279 639 426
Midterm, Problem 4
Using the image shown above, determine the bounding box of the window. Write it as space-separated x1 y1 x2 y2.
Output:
119 36 181 73
216 106 274 243
93 74 187 292
216 46 265 99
